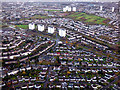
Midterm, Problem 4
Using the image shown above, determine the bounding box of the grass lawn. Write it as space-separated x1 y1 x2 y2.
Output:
31 15 50 19
16 25 28 29
20 14 51 21
116 41 120 45
44 9 62 11
67 12 109 25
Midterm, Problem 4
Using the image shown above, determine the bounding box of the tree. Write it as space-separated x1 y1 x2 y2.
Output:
78 58 81 61
66 41 68 44
67 71 71 74
22 71 26 75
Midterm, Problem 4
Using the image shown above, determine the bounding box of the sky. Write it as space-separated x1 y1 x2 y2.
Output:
1 0 120 2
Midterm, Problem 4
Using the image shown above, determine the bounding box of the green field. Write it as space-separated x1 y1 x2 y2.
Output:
31 15 50 19
44 9 62 11
16 25 28 29
67 12 109 25
20 14 50 21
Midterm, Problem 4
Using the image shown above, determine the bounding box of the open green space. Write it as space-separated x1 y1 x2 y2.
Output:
67 12 109 25
16 25 28 29
20 14 51 21
31 15 50 19
44 9 62 11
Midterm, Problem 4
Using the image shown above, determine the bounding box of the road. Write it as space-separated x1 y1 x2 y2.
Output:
43 66 52 89
101 75 120 89
43 33 59 89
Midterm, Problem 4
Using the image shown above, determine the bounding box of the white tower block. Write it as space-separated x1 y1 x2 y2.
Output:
112 7 115 12
59 28 66 37
29 23 35 30
63 6 72 12
63 7 67 12
100 6 103 11
68 6 72 11
38 24 44 32
73 7 76 11
48 26 55 34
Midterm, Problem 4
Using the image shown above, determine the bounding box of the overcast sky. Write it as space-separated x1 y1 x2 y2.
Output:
1 0 120 2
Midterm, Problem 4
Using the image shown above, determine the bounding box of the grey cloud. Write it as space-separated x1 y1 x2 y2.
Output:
1 0 120 2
